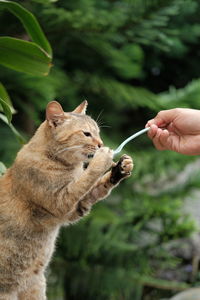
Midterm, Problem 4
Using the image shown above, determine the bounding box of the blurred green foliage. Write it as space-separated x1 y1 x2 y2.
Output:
1 0 200 299
0 0 53 155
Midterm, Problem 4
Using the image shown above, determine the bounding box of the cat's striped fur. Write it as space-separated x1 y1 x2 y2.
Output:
0 101 133 300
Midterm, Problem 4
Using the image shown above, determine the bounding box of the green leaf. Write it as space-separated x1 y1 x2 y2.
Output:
0 0 52 58
0 37 52 76
0 113 26 144
0 162 6 176
0 82 11 105
0 82 15 113
31 0 58 2
0 97 12 123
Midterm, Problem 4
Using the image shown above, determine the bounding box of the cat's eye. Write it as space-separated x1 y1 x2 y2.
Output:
83 131 92 137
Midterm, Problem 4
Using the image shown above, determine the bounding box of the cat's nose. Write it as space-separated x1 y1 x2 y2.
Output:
98 141 103 148
93 138 103 148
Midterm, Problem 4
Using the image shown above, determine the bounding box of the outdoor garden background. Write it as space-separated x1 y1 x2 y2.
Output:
1 0 200 299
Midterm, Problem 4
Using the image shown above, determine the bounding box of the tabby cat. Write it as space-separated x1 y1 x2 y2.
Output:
0 101 133 300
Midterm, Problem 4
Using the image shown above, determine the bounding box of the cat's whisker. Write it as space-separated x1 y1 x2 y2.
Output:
97 119 111 128
97 119 105 126
55 145 82 155
99 125 111 128
96 109 104 124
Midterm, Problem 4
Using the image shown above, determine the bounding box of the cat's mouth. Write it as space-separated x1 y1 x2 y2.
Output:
83 153 94 169
83 162 89 169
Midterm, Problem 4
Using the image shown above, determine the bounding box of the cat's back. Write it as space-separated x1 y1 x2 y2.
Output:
0 168 11 195
0 170 15 219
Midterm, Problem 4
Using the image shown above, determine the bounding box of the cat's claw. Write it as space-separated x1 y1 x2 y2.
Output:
119 154 134 175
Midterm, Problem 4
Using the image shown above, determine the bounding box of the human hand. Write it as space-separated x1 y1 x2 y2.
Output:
146 108 200 155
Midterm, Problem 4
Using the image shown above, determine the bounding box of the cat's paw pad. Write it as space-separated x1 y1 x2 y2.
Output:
110 154 133 184
119 155 134 175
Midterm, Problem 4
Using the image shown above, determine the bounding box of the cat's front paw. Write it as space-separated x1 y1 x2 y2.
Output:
119 154 134 175
110 154 134 184
91 147 114 171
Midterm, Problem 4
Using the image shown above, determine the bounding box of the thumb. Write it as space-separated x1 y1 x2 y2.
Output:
147 109 178 127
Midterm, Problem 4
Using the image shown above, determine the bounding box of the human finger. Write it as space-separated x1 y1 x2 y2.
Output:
159 129 170 149
146 115 165 128
152 128 167 150
145 118 155 127
146 109 179 129
147 124 158 139
154 109 179 127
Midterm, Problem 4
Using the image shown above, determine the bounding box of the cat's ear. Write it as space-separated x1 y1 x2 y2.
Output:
46 101 65 127
72 100 88 114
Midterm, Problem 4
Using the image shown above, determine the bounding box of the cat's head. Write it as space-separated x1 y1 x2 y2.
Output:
45 101 103 165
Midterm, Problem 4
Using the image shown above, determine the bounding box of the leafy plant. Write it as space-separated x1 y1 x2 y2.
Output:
1 1 200 299
0 0 53 163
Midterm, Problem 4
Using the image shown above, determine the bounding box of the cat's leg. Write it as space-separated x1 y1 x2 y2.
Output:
18 273 46 300
67 147 113 199
55 147 113 218
81 154 133 204
68 155 133 221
